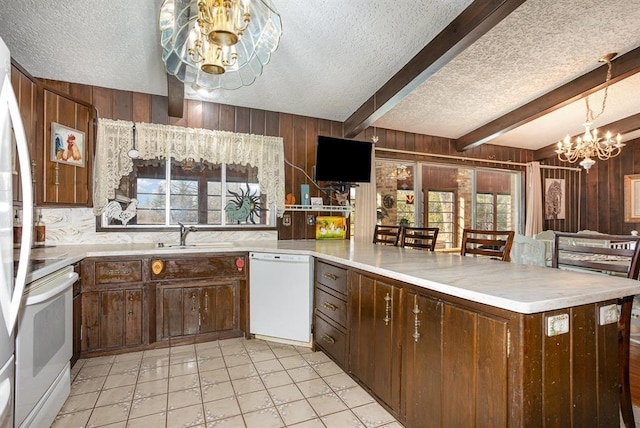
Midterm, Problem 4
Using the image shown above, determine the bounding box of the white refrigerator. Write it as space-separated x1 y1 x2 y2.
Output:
0 36 34 428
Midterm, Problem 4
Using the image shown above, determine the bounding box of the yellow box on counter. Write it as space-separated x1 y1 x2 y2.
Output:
316 216 347 240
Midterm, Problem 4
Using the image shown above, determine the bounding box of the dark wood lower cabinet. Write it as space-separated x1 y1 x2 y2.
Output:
348 272 402 411
82 287 144 352
315 262 622 428
157 281 238 341
79 254 247 356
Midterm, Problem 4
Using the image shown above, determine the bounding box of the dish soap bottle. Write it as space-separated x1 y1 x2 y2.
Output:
35 211 45 246
13 210 22 248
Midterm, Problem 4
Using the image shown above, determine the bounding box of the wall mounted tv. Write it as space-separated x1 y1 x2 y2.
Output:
314 136 372 183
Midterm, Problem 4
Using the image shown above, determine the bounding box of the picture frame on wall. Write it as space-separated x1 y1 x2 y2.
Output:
545 178 565 220
624 174 640 222
51 122 85 167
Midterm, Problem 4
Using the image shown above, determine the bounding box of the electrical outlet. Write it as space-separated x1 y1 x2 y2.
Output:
282 214 291 227
546 314 569 336
599 304 619 325
307 214 315 226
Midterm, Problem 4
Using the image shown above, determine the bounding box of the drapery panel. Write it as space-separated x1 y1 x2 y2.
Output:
93 118 285 217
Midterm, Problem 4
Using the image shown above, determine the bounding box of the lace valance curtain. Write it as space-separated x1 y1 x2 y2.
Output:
93 118 285 217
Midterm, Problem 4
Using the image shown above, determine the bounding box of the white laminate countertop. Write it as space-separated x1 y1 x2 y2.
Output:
18 239 640 315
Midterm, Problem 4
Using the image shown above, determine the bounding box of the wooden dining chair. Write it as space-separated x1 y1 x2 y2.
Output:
399 227 439 251
372 225 402 246
552 231 640 428
460 229 515 262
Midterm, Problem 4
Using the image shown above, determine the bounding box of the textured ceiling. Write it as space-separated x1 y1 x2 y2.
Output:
374 0 640 143
0 0 639 152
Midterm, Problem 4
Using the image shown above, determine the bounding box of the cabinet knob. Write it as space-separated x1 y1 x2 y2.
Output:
323 272 338 281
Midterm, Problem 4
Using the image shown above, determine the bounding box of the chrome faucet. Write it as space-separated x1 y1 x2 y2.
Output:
178 222 197 246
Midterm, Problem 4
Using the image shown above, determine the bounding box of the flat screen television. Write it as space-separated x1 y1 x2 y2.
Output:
314 136 372 183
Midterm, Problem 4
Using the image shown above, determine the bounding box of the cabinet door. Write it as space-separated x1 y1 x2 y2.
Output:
199 282 236 334
81 292 100 352
349 272 402 411
441 304 508 427
161 287 184 339
100 290 125 349
124 289 143 346
183 288 200 336
403 292 443 427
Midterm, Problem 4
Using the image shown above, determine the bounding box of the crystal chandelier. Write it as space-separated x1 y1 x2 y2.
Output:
159 0 282 91
555 53 624 171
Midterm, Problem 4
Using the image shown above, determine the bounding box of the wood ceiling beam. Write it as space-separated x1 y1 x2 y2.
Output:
456 45 640 152
534 112 640 161
343 0 526 139
167 74 184 118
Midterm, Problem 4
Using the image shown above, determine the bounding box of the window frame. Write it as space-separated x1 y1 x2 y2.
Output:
96 159 276 231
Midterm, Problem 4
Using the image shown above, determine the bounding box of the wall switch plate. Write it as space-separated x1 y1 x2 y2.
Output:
307 214 315 225
283 214 291 226
546 314 569 336
599 304 619 325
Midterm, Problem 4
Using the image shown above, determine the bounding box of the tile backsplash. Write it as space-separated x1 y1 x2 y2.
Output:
20 208 276 246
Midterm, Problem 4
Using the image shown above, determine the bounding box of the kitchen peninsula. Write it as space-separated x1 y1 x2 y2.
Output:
24 239 640 427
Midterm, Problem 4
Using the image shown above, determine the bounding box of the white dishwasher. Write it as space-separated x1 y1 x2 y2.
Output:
249 252 314 346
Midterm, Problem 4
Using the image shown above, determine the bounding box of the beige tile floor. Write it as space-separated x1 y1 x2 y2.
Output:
53 337 404 427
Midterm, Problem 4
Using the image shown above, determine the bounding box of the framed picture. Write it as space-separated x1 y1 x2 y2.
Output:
51 122 85 167
545 178 565 220
624 174 640 222
316 216 347 240
310 197 323 206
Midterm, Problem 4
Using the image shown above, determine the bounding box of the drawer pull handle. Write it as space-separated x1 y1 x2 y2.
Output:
106 269 131 276
204 291 209 313
384 292 392 326
128 295 134 317
322 302 338 311
412 296 421 343
191 292 197 312
323 273 338 281
322 334 335 344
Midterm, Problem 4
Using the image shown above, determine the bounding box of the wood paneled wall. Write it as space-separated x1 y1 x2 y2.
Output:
40 79 538 239
538 137 640 234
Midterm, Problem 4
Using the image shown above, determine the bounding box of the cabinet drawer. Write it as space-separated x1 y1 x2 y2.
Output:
314 314 346 367
150 255 247 281
95 261 142 284
316 262 347 295
315 286 347 327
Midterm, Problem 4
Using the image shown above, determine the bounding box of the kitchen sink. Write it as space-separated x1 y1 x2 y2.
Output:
158 242 235 249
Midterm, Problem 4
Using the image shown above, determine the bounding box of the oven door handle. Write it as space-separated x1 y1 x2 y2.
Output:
0 75 33 335
24 271 78 306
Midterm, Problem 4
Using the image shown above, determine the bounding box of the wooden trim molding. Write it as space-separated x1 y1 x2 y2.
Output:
457 45 640 152
167 74 184 118
343 0 526 138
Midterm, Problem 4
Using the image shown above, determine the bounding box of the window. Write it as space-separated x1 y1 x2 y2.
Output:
375 160 416 226
102 159 272 228
427 191 455 249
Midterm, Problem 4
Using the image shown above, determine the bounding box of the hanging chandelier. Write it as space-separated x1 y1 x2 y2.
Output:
159 0 282 91
555 53 624 171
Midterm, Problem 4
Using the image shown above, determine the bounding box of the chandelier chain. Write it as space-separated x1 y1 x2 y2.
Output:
584 58 613 123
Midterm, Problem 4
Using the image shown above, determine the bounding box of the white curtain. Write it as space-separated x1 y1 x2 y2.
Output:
354 147 377 242
93 118 285 217
525 161 543 236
